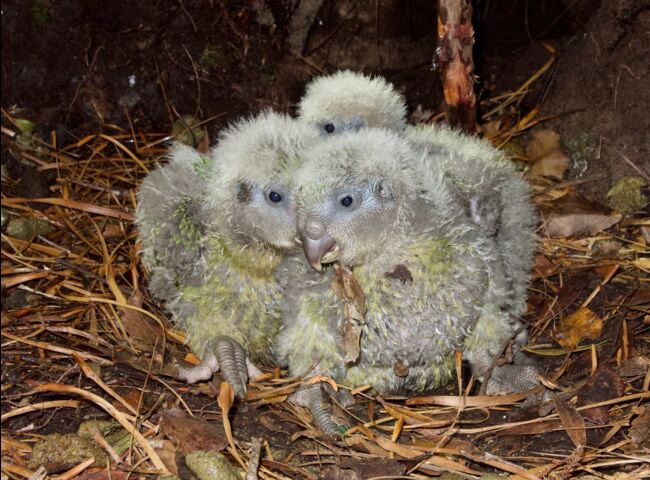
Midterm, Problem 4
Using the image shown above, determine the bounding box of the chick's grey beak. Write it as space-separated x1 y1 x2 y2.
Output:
302 219 336 271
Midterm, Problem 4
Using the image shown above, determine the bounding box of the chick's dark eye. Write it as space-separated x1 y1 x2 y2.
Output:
268 191 283 203
340 195 353 207
324 123 335 134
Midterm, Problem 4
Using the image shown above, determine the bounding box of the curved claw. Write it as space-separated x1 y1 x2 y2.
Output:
176 335 258 400
289 383 353 435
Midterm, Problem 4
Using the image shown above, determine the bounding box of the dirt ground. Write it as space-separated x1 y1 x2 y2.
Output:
3 0 648 198
1 1 649 479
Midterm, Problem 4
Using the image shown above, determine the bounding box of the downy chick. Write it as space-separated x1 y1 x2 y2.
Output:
298 70 408 135
278 128 494 396
138 111 320 398
297 71 539 394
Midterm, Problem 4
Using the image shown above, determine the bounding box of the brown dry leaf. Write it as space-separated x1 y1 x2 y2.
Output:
153 439 180 476
120 291 165 352
257 413 286 434
555 307 603 350
541 194 622 238
527 130 562 160
101 223 122 239
345 436 393 457
527 130 570 182
218 381 245 468
160 408 227 454
495 419 564 437
196 133 211 154
332 264 366 316
629 406 650 445
318 465 361 480
554 395 586 449
528 150 570 181
625 286 650 306
482 119 502 138
533 185 571 204
532 253 560 278
218 381 234 414
119 389 145 412
331 264 366 363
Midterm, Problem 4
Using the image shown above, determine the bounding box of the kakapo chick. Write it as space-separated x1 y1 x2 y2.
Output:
298 70 408 135
277 127 498 394
137 111 320 398
297 71 539 394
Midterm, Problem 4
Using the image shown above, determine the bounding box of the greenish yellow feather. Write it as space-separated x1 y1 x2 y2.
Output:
180 233 284 363
191 154 212 180
274 151 303 175
407 238 453 289
172 199 201 249
205 235 283 279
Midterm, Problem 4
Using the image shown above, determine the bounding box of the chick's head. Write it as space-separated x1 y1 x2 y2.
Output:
298 70 407 136
295 128 416 270
205 111 319 251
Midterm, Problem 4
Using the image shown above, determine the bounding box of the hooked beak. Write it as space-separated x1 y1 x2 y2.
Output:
301 219 341 271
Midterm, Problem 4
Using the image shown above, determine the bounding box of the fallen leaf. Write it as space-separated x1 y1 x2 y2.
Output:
318 465 360 480
160 408 228 454
554 395 586 450
532 253 560 278
218 381 234 414
331 264 366 363
120 291 166 352
527 130 562 160
499 139 527 161
555 307 603 350
541 194 622 238
625 286 650 306
629 406 650 445
197 132 211 154
258 413 287 433
526 130 570 182
101 223 122 239
153 439 180 476
590 239 623 258
528 150 570 181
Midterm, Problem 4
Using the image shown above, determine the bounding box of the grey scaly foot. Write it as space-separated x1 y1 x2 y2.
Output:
485 331 541 395
485 364 541 395
288 382 354 435
176 336 262 399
